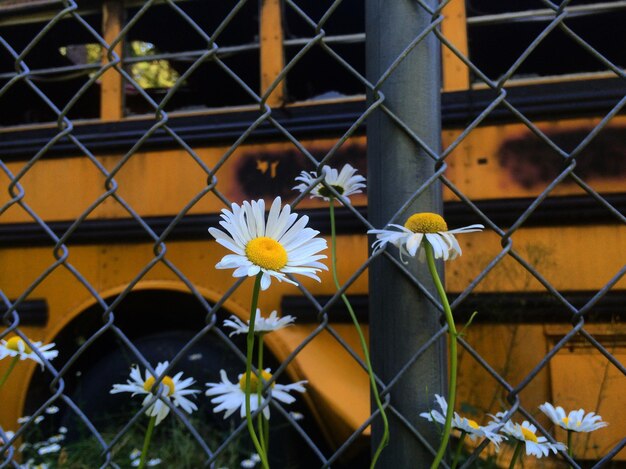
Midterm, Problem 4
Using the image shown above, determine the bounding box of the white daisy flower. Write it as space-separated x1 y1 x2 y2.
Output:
131 458 161 467
0 336 58 368
489 412 566 458
44 406 59 415
289 411 304 421
241 455 259 468
539 402 608 433
419 395 504 448
293 163 366 203
1 430 15 445
36 443 61 455
208 197 328 290
206 369 306 420
368 212 483 262
110 361 199 426
223 309 296 336
45 434 64 444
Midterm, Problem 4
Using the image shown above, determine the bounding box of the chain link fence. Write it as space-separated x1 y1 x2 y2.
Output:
1 0 625 467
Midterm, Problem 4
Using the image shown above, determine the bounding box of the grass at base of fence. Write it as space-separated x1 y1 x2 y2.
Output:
19 414 245 469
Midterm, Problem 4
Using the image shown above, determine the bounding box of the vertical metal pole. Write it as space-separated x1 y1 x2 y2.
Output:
366 0 445 466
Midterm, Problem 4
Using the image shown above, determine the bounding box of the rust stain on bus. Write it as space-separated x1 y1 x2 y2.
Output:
497 127 626 189
234 143 367 200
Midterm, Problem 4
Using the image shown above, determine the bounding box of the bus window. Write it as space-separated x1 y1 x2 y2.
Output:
123 0 260 115
283 0 365 102
0 7 102 127
465 0 626 83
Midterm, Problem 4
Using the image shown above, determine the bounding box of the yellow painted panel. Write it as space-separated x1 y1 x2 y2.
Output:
458 324 551 413
0 137 367 224
448 226 626 293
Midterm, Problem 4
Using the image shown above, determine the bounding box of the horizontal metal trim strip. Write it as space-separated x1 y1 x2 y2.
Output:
0 102 367 159
0 194 623 247
442 77 626 127
282 291 626 324
2 78 626 159
1 299 49 327
445 193 626 227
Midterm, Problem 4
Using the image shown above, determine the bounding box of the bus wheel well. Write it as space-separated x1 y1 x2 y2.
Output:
22 289 357 467
22 289 330 466
25 289 247 416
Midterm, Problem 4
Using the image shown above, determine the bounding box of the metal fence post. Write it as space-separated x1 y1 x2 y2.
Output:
366 0 445 466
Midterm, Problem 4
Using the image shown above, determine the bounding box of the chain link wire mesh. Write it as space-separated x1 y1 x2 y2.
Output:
0 0 625 467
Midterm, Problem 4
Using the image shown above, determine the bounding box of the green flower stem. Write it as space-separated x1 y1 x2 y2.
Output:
245 273 270 469
257 334 268 457
138 415 156 469
426 243 458 469
0 356 19 390
451 431 467 469
329 201 389 468
508 440 523 469
567 430 573 466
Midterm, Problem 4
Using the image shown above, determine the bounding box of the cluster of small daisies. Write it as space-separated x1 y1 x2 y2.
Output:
0 286 304 465
0 406 66 469
106 310 304 468
0 337 63 468
109 311 304 424
420 395 608 465
129 448 162 467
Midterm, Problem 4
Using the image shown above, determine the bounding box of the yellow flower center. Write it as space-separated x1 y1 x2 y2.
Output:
6 337 31 354
143 376 175 396
467 419 480 430
404 213 448 233
239 370 274 393
562 417 569 426
245 237 288 271
521 426 538 443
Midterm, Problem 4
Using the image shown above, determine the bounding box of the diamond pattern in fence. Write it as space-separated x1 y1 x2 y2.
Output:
1 0 625 468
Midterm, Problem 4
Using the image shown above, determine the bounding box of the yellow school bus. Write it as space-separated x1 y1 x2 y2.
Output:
1 0 625 466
